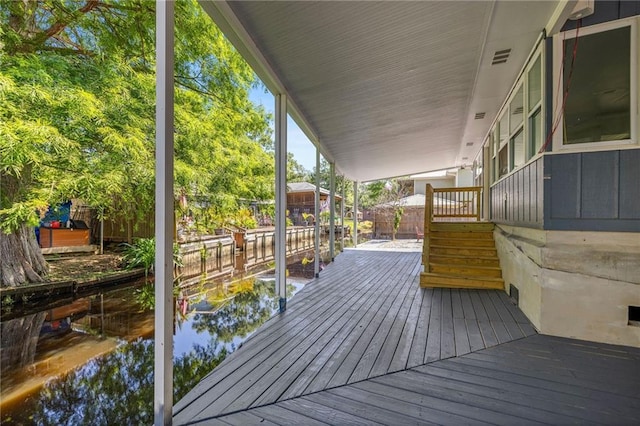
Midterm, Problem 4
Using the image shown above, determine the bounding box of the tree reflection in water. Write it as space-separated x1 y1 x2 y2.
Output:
34 340 227 425
29 276 302 425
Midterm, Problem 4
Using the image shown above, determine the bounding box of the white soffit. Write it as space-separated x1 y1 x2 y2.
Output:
201 1 562 182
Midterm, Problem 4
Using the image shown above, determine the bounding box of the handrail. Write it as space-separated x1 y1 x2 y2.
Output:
422 184 483 271
431 186 482 221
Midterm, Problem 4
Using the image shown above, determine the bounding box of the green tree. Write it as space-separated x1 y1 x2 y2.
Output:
287 152 308 182
362 179 411 240
308 157 353 217
0 0 273 286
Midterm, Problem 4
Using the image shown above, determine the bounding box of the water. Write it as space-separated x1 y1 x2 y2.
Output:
0 274 307 425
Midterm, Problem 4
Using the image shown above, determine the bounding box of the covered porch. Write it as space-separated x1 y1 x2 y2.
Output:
150 1 640 423
173 248 640 424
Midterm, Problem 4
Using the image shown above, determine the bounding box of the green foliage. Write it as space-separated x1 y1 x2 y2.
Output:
308 158 353 206
121 238 156 273
0 0 274 237
32 339 227 425
394 206 404 233
121 238 183 274
364 178 411 239
133 282 155 311
230 208 258 229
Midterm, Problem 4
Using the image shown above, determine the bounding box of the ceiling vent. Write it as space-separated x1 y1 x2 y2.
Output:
513 106 524 115
474 112 485 119
492 49 511 65
462 157 469 160
466 142 474 147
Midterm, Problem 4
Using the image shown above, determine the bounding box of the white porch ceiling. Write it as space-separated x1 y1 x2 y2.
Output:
200 1 569 182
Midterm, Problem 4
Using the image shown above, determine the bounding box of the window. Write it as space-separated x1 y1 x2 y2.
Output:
498 145 508 178
527 55 543 159
528 56 542 110
510 86 524 134
486 45 545 183
529 109 542 156
562 24 633 144
510 129 525 169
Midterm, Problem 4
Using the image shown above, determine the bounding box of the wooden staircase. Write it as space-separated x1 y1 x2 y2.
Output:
420 222 504 289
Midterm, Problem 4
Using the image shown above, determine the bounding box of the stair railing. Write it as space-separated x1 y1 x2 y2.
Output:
432 186 482 222
422 184 483 270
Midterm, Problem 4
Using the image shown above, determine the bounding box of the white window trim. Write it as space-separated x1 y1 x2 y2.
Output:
486 45 545 186
552 17 638 152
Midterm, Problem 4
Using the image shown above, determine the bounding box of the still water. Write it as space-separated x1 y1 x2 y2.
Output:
0 273 308 425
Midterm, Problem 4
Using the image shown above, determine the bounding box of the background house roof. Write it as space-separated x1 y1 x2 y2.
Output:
287 182 343 200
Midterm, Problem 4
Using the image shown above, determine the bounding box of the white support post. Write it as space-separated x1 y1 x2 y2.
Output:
482 144 490 221
340 176 345 252
329 162 335 261
154 1 174 425
353 181 359 247
275 94 287 312
314 148 321 278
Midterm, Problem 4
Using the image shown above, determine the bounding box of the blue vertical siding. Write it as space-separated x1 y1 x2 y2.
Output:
490 157 544 229
544 149 640 231
490 149 640 231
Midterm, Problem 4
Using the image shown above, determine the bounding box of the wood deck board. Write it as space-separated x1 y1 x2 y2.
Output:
303 390 433 426
175 253 396 417
421 363 640 423
276 398 380 426
368 279 419 377
387 370 592 425
406 287 432 367
197 253 415 418
361 376 540 426
330 384 489 426
174 250 640 425
251 255 416 406
387 282 424 372
343 266 415 383
304 254 418 393
212 411 279 426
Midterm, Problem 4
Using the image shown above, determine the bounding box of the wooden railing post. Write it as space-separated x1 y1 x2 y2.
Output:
423 184 433 271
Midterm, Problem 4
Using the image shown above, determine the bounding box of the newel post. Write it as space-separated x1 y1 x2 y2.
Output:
423 184 434 271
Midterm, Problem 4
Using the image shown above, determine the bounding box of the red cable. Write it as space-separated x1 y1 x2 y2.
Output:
539 19 581 153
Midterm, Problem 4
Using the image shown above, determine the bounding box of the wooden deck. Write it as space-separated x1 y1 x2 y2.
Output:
174 250 640 425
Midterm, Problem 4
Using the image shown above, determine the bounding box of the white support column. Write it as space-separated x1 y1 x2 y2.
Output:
482 144 490 221
314 148 321 278
275 94 287 312
353 180 359 247
154 1 174 424
329 162 335 261
340 176 345 252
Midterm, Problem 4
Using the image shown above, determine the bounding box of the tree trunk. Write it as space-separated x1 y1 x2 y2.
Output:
0 312 47 372
0 224 49 286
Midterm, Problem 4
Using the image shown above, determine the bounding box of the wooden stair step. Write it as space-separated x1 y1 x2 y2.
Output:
430 230 494 240
428 253 499 267
430 222 494 232
420 272 504 290
429 237 495 247
430 245 497 256
429 262 502 278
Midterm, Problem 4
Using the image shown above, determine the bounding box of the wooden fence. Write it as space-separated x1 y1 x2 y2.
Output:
177 226 316 287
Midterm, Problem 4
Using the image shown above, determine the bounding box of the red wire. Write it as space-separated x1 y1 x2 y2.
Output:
539 19 581 153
